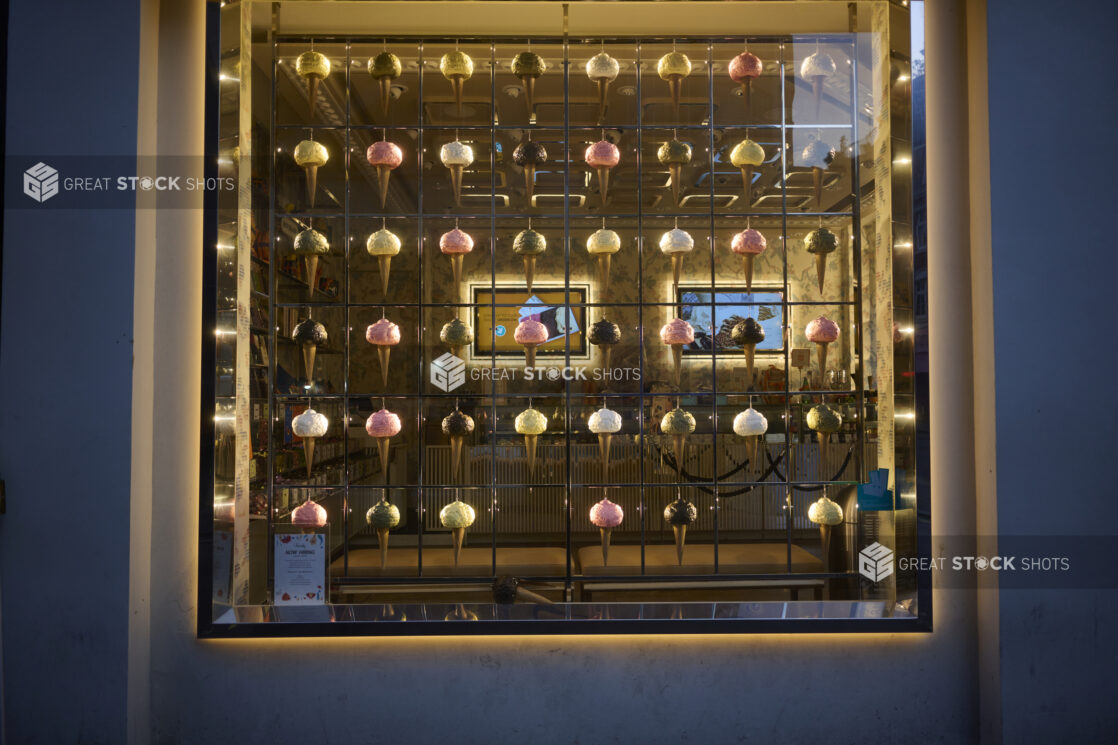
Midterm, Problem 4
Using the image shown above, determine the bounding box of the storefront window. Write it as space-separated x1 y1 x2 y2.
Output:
203 0 926 635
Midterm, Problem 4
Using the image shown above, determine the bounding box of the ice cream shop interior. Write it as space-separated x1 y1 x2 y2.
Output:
208 0 923 631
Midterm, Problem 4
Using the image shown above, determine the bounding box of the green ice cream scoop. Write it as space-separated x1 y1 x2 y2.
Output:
368 51 402 79
366 499 401 529
806 403 842 433
660 407 696 435
513 229 547 255
657 139 693 165
512 51 547 77
805 228 838 255
440 318 474 347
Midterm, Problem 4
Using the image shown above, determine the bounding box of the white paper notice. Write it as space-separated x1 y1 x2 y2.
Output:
274 533 326 605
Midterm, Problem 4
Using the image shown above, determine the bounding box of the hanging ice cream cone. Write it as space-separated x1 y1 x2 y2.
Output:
303 256 319 297
739 166 755 205
596 79 610 122
302 342 317 383
597 254 612 294
743 343 757 387
598 433 613 480
523 164 536 201
377 76 392 118
451 527 466 566
600 527 612 566
812 76 825 118
813 166 824 210
449 164 464 205
596 166 610 206
376 164 392 208
302 437 316 478
520 75 537 114
817 431 830 479
815 252 828 293
742 254 756 293
671 343 683 385
303 165 319 207
816 341 830 382
450 254 464 298
377 255 392 297
672 523 687 565
449 75 465 114
667 74 683 114
377 527 390 569
671 254 684 287
376 436 391 474
669 162 682 206
672 433 687 478
524 343 538 368
377 345 391 387
450 434 466 483
523 255 536 294
601 345 614 378
307 76 321 118
524 433 539 477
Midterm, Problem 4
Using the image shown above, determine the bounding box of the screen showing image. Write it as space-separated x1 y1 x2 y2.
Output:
473 287 588 356
676 287 786 355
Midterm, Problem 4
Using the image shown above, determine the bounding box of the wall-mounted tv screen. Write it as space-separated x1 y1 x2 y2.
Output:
676 287 786 355
473 286 588 357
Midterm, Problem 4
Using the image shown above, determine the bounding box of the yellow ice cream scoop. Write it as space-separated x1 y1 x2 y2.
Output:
514 408 548 435
296 50 331 79
657 51 692 79
440 50 474 80
730 140 765 167
293 140 328 167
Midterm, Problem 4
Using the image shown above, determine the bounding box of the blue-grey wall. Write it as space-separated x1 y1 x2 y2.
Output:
0 0 139 742
986 0 1118 740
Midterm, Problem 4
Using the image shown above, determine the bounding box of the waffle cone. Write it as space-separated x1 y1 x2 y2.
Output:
598 433 613 480
601 344 614 378
307 75 320 118
520 74 537 115
745 434 758 474
376 436 391 475
671 344 683 386
672 433 687 479
450 435 465 483
813 166 824 210
819 524 832 574
669 163 682 205
302 342 317 384
597 253 612 294
671 253 684 286
523 255 536 294
742 254 755 293
672 523 687 565
815 251 828 293
816 341 829 382
377 76 392 118
304 164 318 208
304 255 319 297
600 527 612 566
450 254 464 299
377 527 390 569
744 343 756 387
302 437 315 478
449 164 464 205
740 165 754 203
451 527 466 566
667 74 683 114
377 255 392 297
377 345 391 387
449 75 465 114
523 164 536 201
817 431 830 479
524 433 539 477
376 164 391 208
596 166 610 206
524 343 537 368
596 79 609 122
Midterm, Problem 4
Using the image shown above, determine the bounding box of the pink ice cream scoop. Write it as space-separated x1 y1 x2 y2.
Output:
660 318 695 345
514 319 549 345
729 52 763 81
805 316 840 343
439 228 474 254
590 498 624 528
292 500 327 527
731 228 767 255
584 140 620 168
365 408 402 438
366 141 404 168
366 318 401 346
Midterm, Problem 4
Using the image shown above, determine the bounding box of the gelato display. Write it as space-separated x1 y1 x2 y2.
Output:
513 139 548 201
295 49 330 116
439 317 474 357
365 317 401 388
589 497 624 566
442 409 475 483
589 318 621 375
514 407 548 477
586 227 621 294
584 139 620 206
800 48 837 117
366 139 404 208
660 406 696 479
801 138 836 209
805 226 838 292
292 227 329 297
585 51 620 121
657 138 692 205
365 406 402 479
731 316 765 386
657 50 692 113
730 138 765 202
659 227 694 287
366 498 401 569
663 497 697 565
293 139 328 207
365 226 401 297
440 139 475 205
292 318 327 383
439 226 474 298
513 228 547 293
440 49 474 113
512 51 546 113
728 49 763 111
732 406 768 474
439 499 476 566
660 318 695 385
805 315 840 381
292 499 328 527
368 50 402 117
588 406 622 480
514 318 549 367
730 227 766 292
806 402 843 478
292 408 329 478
